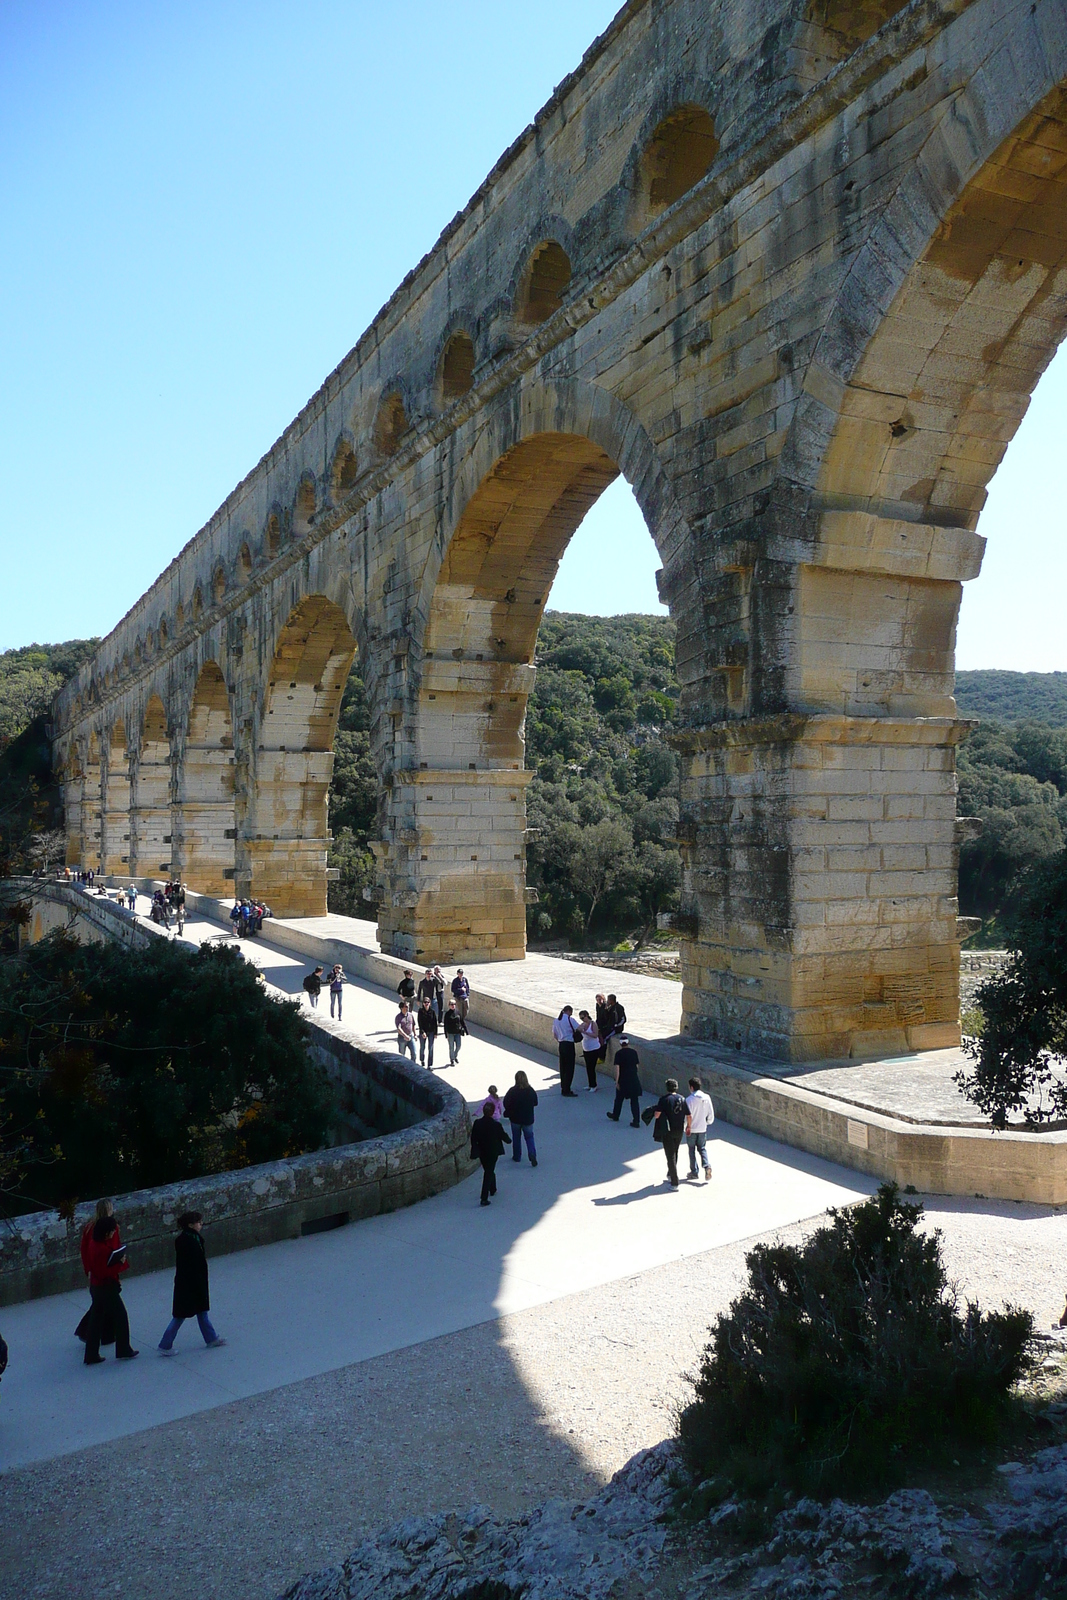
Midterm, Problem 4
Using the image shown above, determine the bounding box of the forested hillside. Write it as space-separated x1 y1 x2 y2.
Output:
8 631 1067 945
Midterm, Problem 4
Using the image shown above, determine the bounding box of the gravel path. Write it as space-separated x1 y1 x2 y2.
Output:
2 1194 1063 1600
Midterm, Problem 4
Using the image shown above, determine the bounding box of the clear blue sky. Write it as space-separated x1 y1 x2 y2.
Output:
1 0 1064 669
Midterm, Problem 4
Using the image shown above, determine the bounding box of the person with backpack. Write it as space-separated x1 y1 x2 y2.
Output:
229 899 243 938
395 1001 417 1061
302 965 324 1009
158 1212 226 1354
417 995 438 1067
503 1070 538 1167
470 1100 511 1206
443 999 466 1064
552 1005 580 1096
329 964 346 1020
607 1036 643 1127
653 1077 689 1189
80 1199 138 1365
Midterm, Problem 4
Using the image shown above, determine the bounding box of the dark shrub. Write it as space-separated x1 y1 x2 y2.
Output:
677 1184 1033 1495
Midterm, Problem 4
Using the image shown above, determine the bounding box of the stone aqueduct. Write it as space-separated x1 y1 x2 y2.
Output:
54 0 1067 1061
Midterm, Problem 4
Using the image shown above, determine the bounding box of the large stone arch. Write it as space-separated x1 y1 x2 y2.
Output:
81 731 102 873
131 694 173 879
180 660 237 896
248 595 358 916
101 721 130 877
375 379 696 966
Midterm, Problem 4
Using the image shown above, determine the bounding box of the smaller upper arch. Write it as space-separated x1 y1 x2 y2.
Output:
294 475 317 537
237 540 253 582
639 104 718 215
515 239 572 327
158 616 168 648
142 691 169 746
439 331 477 406
212 564 227 604
374 390 409 458
265 507 284 558
331 435 360 498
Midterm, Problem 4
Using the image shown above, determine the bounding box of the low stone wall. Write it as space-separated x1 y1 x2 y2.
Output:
0 883 473 1307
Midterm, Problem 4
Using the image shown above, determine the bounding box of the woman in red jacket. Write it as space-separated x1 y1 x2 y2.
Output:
80 1199 138 1365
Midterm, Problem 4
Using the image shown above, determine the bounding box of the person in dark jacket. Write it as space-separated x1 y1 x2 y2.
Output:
397 969 416 1002
417 996 438 1067
607 1037 642 1127
653 1077 689 1188
80 1199 138 1364
503 1070 539 1166
302 966 324 1009
470 1101 511 1205
158 1213 226 1353
443 999 466 1064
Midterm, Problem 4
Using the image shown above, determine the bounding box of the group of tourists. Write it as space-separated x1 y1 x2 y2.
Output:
75 1199 224 1366
302 964 347 1019
67 867 96 886
469 1071 539 1203
394 965 471 1068
229 897 271 938
148 881 186 931
551 992 627 1094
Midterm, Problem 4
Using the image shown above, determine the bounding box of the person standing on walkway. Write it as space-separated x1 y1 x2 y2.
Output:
431 965 447 1021
80 1200 138 1365
302 965 324 1009
595 994 610 1063
451 968 470 1024
417 968 437 1010
553 1006 579 1096
685 1076 715 1183
653 1078 689 1189
603 994 626 1060
470 1101 511 1205
395 1001 417 1061
443 999 466 1064
329 964 346 1020
417 995 438 1067
158 1213 226 1354
503 1070 538 1167
578 1010 601 1091
230 899 243 938
174 883 186 935
607 1037 642 1127
397 969 416 1004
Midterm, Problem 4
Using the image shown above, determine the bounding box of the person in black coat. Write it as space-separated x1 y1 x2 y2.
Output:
470 1101 511 1205
158 1213 226 1353
503 1070 539 1166
607 1037 643 1127
653 1078 689 1189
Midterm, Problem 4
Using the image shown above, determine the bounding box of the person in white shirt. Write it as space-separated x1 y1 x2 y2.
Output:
685 1075 714 1182
551 1005 580 1097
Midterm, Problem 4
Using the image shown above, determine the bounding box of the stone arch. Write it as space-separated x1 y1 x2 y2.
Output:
380 378 694 964
192 587 203 620
331 436 360 497
439 332 476 405
181 660 236 895
294 475 316 537
212 564 227 604
158 616 168 648
81 730 102 872
101 720 130 875
265 507 284 557
514 240 572 326
251 595 358 916
237 541 253 582
639 104 718 216
132 693 173 877
374 391 408 458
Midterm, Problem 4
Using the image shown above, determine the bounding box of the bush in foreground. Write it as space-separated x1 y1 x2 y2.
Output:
0 932 334 1214
677 1185 1033 1496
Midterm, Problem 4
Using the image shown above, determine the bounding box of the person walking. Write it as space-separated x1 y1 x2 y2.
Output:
653 1078 689 1189
553 1006 579 1096
607 1036 642 1126
503 1070 538 1167
578 1010 601 1091
417 968 437 1010
443 1000 466 1064
302 965 324 1010
470 1101 511 1205
484 1085 505 1121
431 965 447 1021
685 1076 715 1182
417 995 438 1067
451 968 470 1024
80 1200 138 1365
329 964 345 1020
396 969 416 1004
395 1001 417 1061
229 899 243 938
158 1213 226 1354
174 883 186 935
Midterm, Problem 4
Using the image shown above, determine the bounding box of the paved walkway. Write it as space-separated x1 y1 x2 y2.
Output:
0 895 873 1475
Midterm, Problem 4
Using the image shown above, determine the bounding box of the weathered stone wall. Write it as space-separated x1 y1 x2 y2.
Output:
51 0 1067 1060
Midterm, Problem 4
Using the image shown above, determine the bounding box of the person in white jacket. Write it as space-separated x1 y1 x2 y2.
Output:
685 1075 715 1182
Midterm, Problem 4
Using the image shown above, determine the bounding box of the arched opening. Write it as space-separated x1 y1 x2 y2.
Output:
515 242 571 327
640 105 718 215
332 439 359 496
101 721 130 875
158 616 168 648
237 542 253 582
265 512 282 558
805 0 906 56
181 661 236 895
132 694 172 878
192 587 203 620
380 431 678 964
294 477 316 537
440 333 476 404
174 603 184 632
212 565 227 604
374 392 408 457
253 596 357 917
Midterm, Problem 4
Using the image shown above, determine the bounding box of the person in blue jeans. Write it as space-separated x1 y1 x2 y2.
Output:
158 1213 226 1354
503 1070 538 1167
